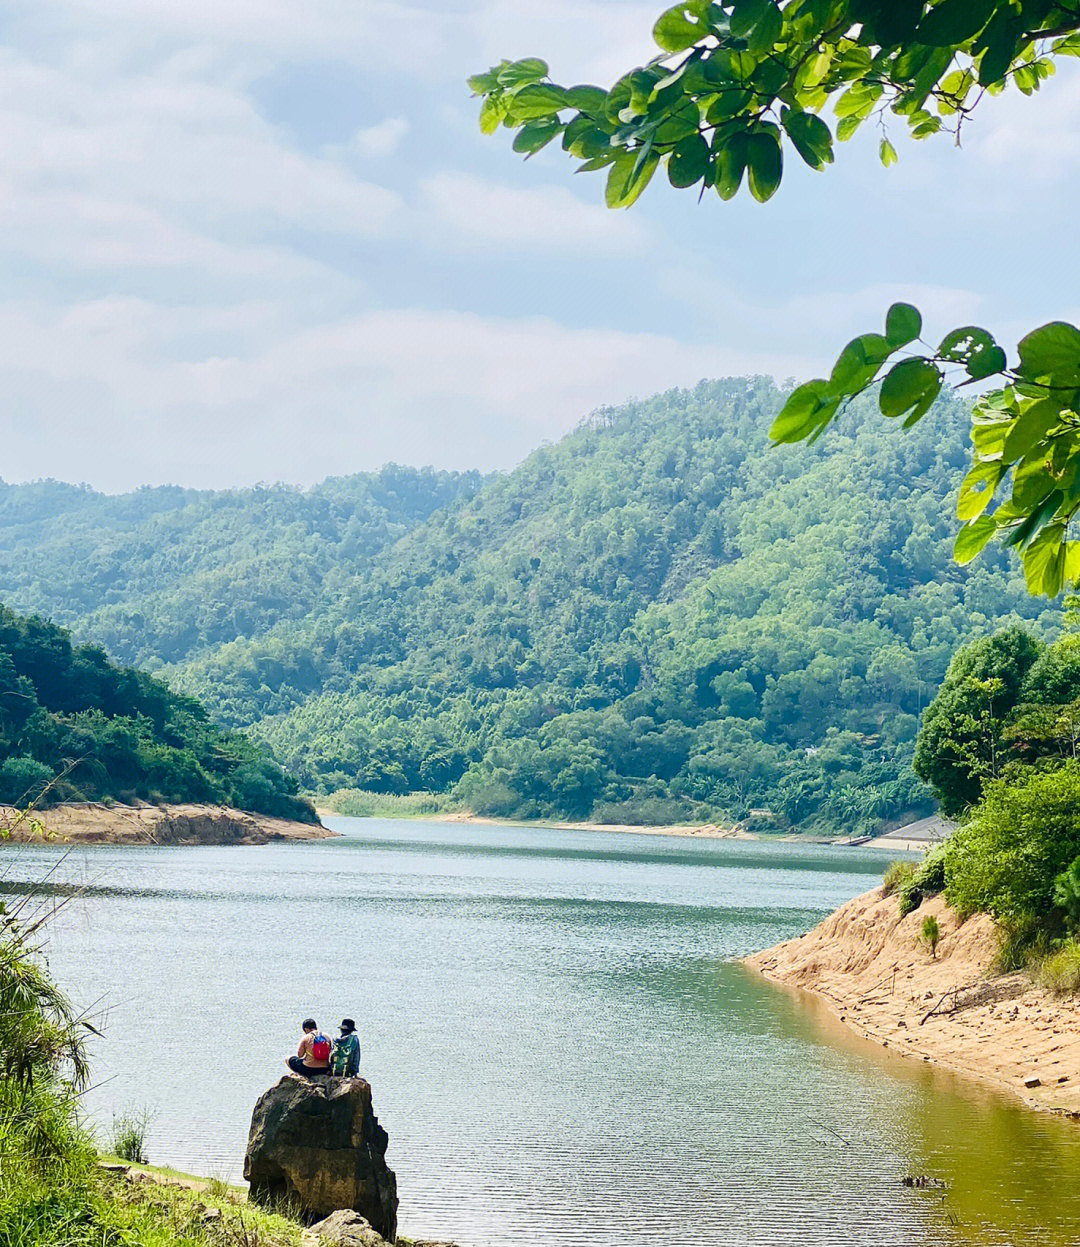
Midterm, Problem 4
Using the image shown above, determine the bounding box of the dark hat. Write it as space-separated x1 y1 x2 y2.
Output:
340 1018 356 1034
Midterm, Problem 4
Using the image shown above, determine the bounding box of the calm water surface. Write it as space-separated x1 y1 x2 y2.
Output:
6 818 1080 1246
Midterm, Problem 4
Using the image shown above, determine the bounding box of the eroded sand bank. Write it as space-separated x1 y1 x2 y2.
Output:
747 888 1080 1115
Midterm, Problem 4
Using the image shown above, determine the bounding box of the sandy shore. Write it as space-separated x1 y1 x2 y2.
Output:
316 806 758 840
746 888 1080 1115
431 810 758 839
2 802 337 846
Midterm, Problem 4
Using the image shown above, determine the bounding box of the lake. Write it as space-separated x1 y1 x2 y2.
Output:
6 817 1080 1245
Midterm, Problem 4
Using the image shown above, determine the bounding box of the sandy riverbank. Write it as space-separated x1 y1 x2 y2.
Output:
2 802 337 846
429 810 759 839
746 888 1080 1115
316 805 758 839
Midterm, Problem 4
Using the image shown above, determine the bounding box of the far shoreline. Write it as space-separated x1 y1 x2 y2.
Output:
318 806 760 840
317 805 938 850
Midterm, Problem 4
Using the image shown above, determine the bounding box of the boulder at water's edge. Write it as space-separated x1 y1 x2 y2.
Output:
244 1076 397 1241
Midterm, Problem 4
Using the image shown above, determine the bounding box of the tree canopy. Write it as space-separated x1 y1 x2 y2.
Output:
471 1 1080 596
0 603 314 821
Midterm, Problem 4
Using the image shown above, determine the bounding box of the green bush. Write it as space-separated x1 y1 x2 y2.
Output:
897 844 949 916
881 860 914 896
945 762 1080 924
1036 941 1080 996
1052 855 1080 932
921 914 941 958
0 756 54 805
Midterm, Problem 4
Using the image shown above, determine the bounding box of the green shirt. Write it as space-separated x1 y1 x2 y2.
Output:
330 1032 360 1077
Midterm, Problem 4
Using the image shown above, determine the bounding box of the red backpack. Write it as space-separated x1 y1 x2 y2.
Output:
311 1032 331 1063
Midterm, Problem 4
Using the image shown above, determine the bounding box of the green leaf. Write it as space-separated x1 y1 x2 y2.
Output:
957 461 1003 520
513 119 565 155
667 134 710 187
917 0 995 47
879 137 898 166
713 131 749 199
479 94 508 135
507 83 570 120
782 109 834 170
769 380 840 443
975 6 1024 86
953 515 998 565
879 358 941 417
605 147 659 208
746 128 783 202
885 302 922 348
496 59 549 88
1023 524 1067 597
653 1 712 52
937 325 1006 379
1017 321 1080 385
564 85 608 112
1000 399 1061 464
467 70 499 95
827 333 893 396
1065 541 1080 588
747 1 782 55
730 0 771 39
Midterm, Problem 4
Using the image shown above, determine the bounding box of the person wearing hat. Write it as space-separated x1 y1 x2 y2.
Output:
330 1018 360 1078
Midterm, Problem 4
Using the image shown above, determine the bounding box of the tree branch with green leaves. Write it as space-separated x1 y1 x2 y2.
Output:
471 0 1080 596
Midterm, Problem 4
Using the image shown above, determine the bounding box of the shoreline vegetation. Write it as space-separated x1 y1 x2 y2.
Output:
746 887 1080 1117
2 801 335 846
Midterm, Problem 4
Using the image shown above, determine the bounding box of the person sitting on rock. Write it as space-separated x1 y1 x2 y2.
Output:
286 1018 331 1078
330 1018 361 1078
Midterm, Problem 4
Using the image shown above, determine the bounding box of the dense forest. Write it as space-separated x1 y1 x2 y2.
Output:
0 378 1059 833
0 604 314 820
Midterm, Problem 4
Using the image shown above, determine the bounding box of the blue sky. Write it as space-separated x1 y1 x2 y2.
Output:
3 1 1078 490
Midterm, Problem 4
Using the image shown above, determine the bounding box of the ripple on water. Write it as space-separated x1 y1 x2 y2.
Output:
4 821 1080 1246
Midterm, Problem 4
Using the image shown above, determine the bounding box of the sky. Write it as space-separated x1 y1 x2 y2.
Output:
2 1 1079 491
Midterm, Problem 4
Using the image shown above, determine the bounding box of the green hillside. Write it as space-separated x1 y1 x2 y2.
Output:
0 604 314 820
0 379 1058 833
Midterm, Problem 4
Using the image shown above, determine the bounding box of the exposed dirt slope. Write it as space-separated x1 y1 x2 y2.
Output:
1 802 336 845
747 888 1080 1114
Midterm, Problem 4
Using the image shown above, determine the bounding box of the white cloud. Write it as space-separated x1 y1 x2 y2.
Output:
0 58 403 238
0 299 815 489
971 71 1080 174
419 172 647 251
339 117 410 159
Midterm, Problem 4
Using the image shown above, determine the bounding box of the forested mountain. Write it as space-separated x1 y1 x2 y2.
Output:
0 379 1058 833
0 605 313 820
0 466 484 670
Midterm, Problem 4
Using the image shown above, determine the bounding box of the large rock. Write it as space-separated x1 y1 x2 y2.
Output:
244 1076 397 1241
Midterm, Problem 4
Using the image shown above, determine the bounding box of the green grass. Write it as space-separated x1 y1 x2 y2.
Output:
881 859 915 896
110 1109 152 1164
1034 940 1080 996
318 788 461 819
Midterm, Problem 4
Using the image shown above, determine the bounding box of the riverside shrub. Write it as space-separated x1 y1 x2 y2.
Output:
1037 942 1080 996
945 763 1080 925
897 844 948 917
